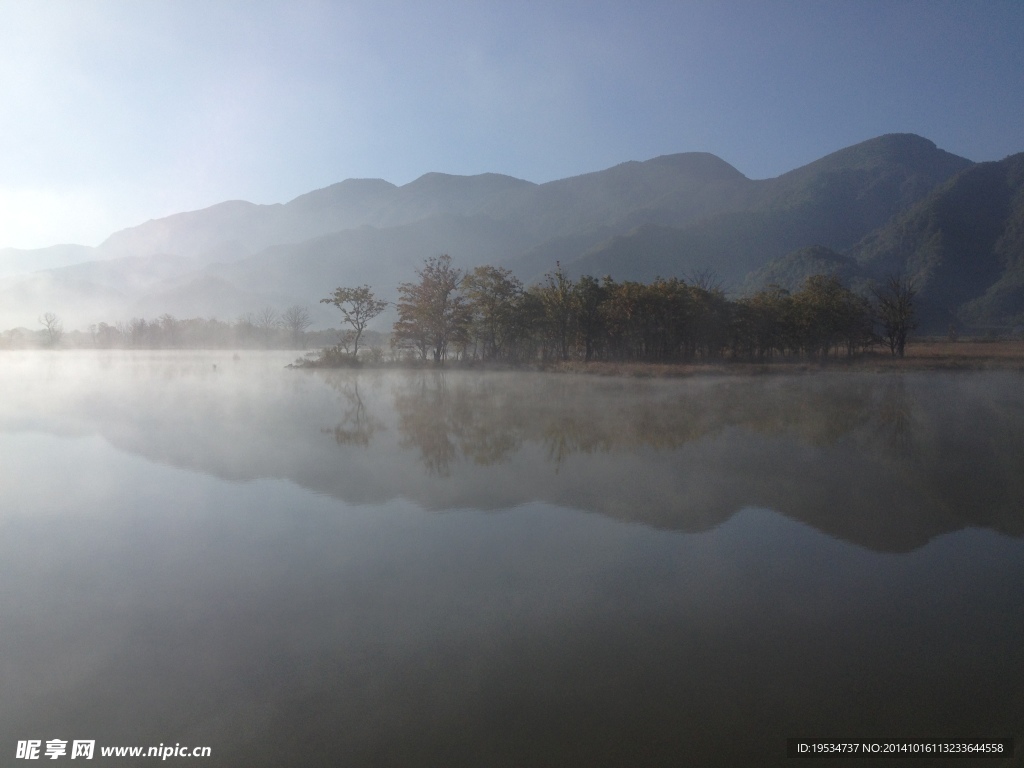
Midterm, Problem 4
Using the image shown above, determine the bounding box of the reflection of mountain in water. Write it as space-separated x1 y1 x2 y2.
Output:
2 351 1021 553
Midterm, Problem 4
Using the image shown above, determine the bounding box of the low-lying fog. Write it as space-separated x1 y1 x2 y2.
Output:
2 350 1022 549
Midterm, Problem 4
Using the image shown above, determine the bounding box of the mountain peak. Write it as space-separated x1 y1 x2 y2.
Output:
403 171 536 192
643 152 748 181
285 178 397 208
783 133 971 179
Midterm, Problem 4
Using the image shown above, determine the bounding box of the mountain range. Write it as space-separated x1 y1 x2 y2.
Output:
2 133 1022 333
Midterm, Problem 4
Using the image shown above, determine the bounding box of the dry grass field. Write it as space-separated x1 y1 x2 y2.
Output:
549 340 1024 377
901 339 1024 364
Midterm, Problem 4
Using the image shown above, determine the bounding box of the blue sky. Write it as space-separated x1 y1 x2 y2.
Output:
1 0 1022 249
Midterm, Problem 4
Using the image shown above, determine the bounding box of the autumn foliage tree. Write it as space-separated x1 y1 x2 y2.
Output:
392 254 470 364
537 262 575 361
321 285 388 358
463 265 523 361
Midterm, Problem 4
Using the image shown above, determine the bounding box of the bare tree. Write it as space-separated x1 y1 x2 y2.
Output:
873 273 917 358
688 268 723 293
254 307 280 347
39 312 64 346
281 305 313 349
322 285 388 358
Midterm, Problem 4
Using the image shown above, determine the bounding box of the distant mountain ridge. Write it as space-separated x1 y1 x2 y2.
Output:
94 151 754 264
0 244 96 277
2 133 1021 333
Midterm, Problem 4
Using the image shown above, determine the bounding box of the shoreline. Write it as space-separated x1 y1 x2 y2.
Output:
3 340 1022 375
294 340 1024 376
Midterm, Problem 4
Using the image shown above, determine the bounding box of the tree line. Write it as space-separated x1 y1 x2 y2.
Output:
90 307 320 348
9 306 339 350
322 254 916 365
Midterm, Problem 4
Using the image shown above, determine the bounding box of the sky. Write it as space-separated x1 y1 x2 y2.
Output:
1 0 1022 250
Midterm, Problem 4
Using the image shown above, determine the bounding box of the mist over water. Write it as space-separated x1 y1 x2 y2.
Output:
1 351 1022 766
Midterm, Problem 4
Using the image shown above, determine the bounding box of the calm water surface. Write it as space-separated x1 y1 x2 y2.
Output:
1 350 1022 766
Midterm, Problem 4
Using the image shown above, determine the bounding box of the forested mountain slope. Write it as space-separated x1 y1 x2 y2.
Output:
850 152 1024 330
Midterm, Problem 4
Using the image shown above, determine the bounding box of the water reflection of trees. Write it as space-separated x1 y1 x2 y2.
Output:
387 372 918 472
317 369 935 475
392 373 524 476
871 376 918 458
322 374 385 448
311 370 1024 551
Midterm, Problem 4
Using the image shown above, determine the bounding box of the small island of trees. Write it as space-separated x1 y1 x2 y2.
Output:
314 254 918 368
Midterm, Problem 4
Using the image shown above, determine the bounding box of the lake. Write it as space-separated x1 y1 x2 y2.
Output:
1 350 1022 766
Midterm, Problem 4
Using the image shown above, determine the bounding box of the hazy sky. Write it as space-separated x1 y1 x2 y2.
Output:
1 0 1022 249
